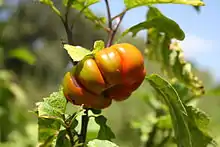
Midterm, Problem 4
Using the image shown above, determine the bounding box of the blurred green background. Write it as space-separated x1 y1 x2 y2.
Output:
0 0 220 147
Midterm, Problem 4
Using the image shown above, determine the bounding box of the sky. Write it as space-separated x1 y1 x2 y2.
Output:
90 0 220 82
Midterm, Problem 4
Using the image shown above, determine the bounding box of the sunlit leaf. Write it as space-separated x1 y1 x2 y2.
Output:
8 47 36 65
37 88 67 146
39 0 53 5
146 74 216 147
92 40 105 53
193 0 203 12
87 139 119 147
157 115 172 129
95 115 115 141
124 0 204 10
64 44 92 61
40 0 61 16
123 7 184 40
146 74 192 147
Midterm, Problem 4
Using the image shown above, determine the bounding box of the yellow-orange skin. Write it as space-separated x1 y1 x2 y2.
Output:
63 43 146 109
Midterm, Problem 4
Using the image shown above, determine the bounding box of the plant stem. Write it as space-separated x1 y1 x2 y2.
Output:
106 11 126 47
79 108 89 147
63 114 75 146
111 9 128 21
144 108 166 147
145 124 158 147
66 125 75 146
104 0 112 30
104 0 126 47
156 129 172 147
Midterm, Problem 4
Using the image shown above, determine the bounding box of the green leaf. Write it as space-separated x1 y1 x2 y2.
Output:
92 40 105 53
37 88 67 118
64 44 92 61
7 47 36 65
123 7 184 40
145 7 204 98
38 118 61 146
95 115 115 141
146 74 192 147
87 139 119 147
157 115 172 129
63 0 106 28
146 74 215 147
185 106 215 147
124 0 204 10
37 88 67 146
172 82 194 103
193 0 203 12
40 0 53 5
40 0 61 16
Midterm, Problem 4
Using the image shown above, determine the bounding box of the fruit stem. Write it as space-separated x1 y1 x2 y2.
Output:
79 108 89 146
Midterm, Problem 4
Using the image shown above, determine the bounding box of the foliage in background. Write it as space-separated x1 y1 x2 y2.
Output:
1 0 220 147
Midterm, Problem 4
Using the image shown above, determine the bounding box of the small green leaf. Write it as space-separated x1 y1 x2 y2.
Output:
37 88 67 146
95 115 115 141
124 0 204 10
87 139 119 147
37 88 67 118
123 7 184 40
40 0 53 5
8 47 36 65
146 74 192 147
40 0 61 16
64 44 92 61
92 40 105 53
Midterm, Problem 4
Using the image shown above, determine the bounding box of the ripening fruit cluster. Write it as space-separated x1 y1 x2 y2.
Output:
63 43 146 109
